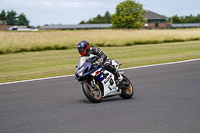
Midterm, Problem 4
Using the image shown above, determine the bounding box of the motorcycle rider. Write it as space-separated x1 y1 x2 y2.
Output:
77 40 123 82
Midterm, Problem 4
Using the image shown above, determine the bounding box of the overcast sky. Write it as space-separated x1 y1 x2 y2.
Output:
1 0 200 26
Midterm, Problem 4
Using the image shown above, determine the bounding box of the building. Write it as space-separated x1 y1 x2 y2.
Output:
7 26 38 31
1 10 171 31
0 20 7 31
0 24 7 31
42 24 112 30
171 23 200 28
0 20 38 31
42 10 170 30
143 10 171 29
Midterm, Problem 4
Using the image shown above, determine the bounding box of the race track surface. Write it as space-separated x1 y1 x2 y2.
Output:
1 60 200 133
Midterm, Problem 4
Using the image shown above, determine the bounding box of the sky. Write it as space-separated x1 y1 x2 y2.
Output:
1 0 200 27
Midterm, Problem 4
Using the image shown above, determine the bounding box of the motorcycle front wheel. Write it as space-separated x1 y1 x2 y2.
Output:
82 81 102 103
119 75 134 99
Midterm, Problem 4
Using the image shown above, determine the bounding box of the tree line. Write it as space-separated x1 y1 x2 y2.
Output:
1 0 200 29
0 10 29 25
167 14 200 23
79 11 112 24
79 0 146 29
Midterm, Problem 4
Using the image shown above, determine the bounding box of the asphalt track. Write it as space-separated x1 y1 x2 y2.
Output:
0 59 200 133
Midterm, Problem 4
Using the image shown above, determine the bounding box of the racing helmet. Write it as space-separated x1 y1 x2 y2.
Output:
77 40 90 56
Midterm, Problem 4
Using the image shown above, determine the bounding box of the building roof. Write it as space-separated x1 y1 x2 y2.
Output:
143 10 168 19
43 24 112 29
172 23 200 28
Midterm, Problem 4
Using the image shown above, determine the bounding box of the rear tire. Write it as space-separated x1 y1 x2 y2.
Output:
119 75 134 99
82 81 102 103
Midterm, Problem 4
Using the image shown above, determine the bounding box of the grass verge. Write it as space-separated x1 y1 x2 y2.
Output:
0 41 200 83
1 29 200 54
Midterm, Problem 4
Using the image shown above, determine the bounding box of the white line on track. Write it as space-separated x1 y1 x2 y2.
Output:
0 58 200 86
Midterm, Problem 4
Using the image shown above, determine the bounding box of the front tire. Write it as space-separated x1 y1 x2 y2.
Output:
82 81 102 103
119 75 134 99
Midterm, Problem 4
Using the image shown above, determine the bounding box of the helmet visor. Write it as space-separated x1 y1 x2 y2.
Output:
78 47 85 54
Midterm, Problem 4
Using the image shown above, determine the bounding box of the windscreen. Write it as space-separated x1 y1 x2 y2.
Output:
77 54 99 68
78 56 89 68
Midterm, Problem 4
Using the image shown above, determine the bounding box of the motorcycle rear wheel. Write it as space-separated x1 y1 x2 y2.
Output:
119 75 134 99
82 81 102 103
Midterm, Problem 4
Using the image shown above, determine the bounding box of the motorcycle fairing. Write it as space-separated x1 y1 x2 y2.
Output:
92 68 121 97
91 68 105 82
112 59 120 69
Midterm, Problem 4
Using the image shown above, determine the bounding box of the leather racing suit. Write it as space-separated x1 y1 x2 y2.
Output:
88 47 120 80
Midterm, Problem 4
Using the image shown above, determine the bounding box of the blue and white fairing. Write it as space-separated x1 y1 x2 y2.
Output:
91 68 121 97
76 56 121 98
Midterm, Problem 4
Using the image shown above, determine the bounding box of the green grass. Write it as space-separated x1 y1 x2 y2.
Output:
0 41 200 83
1 29 200 54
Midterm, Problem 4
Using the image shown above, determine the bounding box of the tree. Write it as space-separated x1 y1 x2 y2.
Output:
0 10 6 24
79 20 85 24
167 14 200 23
172 14 181 23
0 10 6 20
195 14 200 23
6 10 18 25
91 14 108 23
185 14 196 23
78 11 112 24
0 10 30 25
104 11 111 23
17 13 29 25
111 0 146 29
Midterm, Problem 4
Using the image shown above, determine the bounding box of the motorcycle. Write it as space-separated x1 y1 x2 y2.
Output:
75 56 134 103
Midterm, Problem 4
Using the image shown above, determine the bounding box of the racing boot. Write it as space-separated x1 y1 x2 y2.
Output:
115 70 123 82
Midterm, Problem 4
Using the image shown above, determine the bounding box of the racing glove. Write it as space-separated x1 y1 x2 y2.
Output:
94 58 103 65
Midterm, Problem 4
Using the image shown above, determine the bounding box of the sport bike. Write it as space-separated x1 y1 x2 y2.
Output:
75 56 134 103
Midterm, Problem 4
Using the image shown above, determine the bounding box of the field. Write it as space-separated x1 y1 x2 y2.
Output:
0 39 200 83
0 29 200 54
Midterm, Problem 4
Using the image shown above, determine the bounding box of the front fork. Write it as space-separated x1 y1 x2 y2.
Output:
89 78 100 96
90 78 97 90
